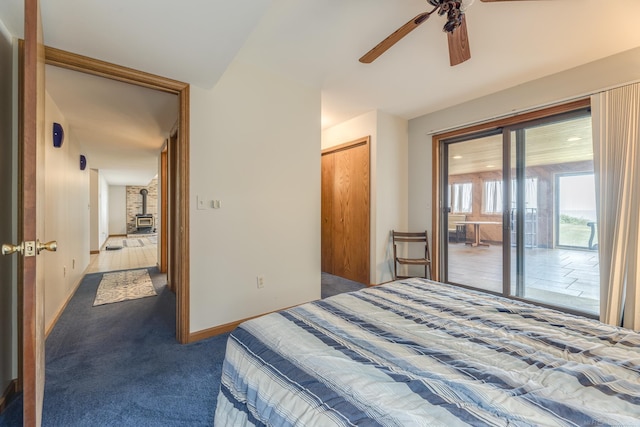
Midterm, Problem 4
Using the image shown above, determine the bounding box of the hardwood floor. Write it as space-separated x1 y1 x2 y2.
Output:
448 242 600 315
86 234 158 273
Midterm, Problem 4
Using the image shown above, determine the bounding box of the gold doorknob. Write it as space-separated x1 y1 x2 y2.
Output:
2 243 24 256
36 240 57 254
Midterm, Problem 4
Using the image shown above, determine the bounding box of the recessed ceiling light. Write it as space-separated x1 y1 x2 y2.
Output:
452 155 463 159
567 136 582 142
486 165 495 168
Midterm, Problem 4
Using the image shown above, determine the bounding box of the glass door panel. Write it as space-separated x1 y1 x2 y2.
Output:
508 115 599 315
445 134 503 293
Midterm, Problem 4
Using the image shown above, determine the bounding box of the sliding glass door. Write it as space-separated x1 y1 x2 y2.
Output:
442 109 600 315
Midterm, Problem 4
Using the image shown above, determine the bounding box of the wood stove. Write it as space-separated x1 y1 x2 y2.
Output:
135 188 154 232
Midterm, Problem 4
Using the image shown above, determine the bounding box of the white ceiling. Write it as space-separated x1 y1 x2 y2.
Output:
2 0 640 185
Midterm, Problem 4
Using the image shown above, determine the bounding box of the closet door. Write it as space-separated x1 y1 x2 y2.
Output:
321 153 334 273
321 137 370 284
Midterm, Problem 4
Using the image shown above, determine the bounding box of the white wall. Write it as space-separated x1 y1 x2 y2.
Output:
0 15 16 396
88 169 109 250
89 169 99 252
98 173 109 246
321 111 377 151
108 185 127 235
321 110 408 284
43 92 90 331
408 46 640 242
189 60 320 332
375 112 408 283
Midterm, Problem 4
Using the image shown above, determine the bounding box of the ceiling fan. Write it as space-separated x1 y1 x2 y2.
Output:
359 0 526 66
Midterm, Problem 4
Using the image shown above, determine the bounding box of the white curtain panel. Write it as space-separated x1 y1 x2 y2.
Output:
592 83 640 330
509 178 538 209
450 183 473 213
483 180 502 213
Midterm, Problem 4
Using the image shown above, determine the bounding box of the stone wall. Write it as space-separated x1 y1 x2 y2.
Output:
126 178 158 234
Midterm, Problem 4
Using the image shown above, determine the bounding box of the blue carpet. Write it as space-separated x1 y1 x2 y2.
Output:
1 267 228 427
0 396 20 427
0 269 361 426
321 272 366 299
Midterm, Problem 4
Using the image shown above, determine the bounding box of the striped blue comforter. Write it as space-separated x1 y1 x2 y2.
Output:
214 278 640 426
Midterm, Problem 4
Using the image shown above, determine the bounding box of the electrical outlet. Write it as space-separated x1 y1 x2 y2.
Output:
256 276 265 289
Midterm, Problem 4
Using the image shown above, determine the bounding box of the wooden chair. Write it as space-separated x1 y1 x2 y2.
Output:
392 230 432 280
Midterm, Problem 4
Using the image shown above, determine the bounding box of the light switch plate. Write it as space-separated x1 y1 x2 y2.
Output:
196 196 206 210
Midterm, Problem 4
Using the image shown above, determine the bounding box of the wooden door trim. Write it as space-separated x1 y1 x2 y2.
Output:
167 131 179 296
159 148 168 274
45 47 186 94
43 47 191 344
321 136 369 156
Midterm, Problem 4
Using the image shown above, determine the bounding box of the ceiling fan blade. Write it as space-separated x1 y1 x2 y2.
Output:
359 11 433 64
447 15 471 66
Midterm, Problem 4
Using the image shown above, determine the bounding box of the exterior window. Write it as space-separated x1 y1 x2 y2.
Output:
514 178 538 210
482 180 502 214
448 183 472 213
483 178 538 213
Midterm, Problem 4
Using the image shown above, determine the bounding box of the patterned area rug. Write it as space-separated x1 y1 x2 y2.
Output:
93 269 157 306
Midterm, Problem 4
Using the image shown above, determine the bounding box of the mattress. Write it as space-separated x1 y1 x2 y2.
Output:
214 278 640 426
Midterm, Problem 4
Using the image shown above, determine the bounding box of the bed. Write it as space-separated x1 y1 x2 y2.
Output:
214 278 640 426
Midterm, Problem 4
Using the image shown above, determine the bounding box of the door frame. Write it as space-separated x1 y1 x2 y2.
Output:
431 98 591 281
167 128 179 294
159 147 168 274
44 47 191 343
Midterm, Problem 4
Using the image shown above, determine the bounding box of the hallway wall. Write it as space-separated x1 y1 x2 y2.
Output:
43 92 91 332
108 185 127 235
0 15 16 402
